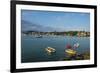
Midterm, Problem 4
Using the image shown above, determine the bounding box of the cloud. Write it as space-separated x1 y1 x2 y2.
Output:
21 20 55 32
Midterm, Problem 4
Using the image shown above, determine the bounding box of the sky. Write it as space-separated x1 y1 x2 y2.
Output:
21 10 90 32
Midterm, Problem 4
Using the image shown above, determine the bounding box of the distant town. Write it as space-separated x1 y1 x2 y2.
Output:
22 31 90 37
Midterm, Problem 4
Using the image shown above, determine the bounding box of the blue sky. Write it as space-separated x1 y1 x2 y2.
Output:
21 10 90 32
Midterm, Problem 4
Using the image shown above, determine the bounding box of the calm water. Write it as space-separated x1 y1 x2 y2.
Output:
21 35 90 63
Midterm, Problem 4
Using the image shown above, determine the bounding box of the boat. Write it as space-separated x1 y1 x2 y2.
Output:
73 43 80 48
45 47 56 53
65 49 77 56
36 35 42 38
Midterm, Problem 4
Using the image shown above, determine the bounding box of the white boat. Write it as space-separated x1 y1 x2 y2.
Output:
74 43 80 48
36 35 43 38
45 47 56 53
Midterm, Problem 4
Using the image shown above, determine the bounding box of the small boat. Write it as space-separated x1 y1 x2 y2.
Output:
65 49 77 56
45 47 56 53
73 43 80 48
36 35 42 38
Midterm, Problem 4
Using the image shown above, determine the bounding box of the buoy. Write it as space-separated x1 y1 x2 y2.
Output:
66 44 72 49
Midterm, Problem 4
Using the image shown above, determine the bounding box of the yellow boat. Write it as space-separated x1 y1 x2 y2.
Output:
65 49 77 56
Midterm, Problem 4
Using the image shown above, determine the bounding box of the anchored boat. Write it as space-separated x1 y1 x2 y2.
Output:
36 35 43 38
45 47 56 53
65 49 77 56
73 43 80 48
